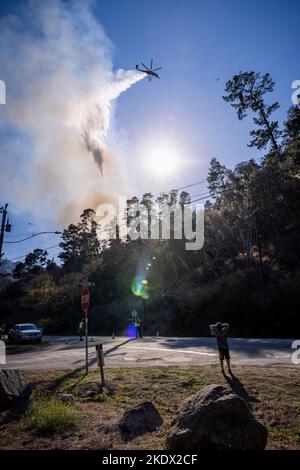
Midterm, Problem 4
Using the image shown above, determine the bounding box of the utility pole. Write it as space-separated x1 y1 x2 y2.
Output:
0 204 11 264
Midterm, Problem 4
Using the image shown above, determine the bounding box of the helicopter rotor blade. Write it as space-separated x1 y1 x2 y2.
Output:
152 67 162 71
150 59 153 70
141 63 150 71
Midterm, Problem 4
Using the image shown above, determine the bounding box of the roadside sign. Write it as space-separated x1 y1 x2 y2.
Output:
81 286 90 313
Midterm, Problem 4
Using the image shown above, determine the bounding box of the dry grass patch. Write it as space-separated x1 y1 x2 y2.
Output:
26 394 80 435
0 365 299 449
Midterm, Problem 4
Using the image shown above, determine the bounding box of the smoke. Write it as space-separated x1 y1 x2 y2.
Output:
0 0 144 225
81 68 143 175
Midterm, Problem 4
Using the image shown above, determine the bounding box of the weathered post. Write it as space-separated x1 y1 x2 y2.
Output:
96 343 105 388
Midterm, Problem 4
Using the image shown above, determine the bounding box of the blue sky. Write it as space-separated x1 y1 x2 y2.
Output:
101 0 299 168
0 0 299 263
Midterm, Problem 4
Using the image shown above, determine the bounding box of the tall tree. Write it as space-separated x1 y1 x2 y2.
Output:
25 249 49 272
207 157 229 194
58 208 100 271
223 72 281 155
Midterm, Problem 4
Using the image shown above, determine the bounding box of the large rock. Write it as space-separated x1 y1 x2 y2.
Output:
119 401 163 436
166 384 267 450
0 369 31 411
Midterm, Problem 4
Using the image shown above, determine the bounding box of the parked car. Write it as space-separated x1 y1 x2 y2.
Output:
8 323 43 344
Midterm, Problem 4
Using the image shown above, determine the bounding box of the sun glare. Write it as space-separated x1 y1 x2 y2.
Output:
146 142 180 178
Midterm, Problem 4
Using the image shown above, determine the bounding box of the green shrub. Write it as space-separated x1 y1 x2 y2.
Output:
26 395 80 434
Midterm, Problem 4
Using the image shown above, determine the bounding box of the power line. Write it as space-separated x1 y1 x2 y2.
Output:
11 244 61 261
8 235 61 255
5 232 36 239
4 231 62 244
175 179 207 191
189 190 212 199
190 185 242 203
149 179 208 196
189 166 299 204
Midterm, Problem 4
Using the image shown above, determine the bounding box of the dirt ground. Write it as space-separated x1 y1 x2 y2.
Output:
0 365 299 450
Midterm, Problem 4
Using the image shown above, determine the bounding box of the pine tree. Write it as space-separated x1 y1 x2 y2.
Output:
223 72 281 156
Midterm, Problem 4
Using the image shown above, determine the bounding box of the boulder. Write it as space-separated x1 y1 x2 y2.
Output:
0 369 31 411
119 400 163 436
166 384 267 450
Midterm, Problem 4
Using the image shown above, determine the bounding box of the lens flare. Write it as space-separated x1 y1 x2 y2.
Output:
131 277 149 299
125 324 137 339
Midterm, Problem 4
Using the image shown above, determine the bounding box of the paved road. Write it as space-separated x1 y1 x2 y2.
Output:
1 336 296 370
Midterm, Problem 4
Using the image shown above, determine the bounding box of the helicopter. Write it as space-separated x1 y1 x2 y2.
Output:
136 59 162 81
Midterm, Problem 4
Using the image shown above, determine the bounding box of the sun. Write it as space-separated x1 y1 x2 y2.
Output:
146 141 180 178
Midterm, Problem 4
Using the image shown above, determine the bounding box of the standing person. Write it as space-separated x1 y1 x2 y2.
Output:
210 322 231 374
78 318 85 342
134 316 143 339
131 309 138 322
131 309 142 339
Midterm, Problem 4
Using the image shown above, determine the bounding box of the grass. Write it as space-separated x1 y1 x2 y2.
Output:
26 394 80 435
291 429 300 443
0 365 299 449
